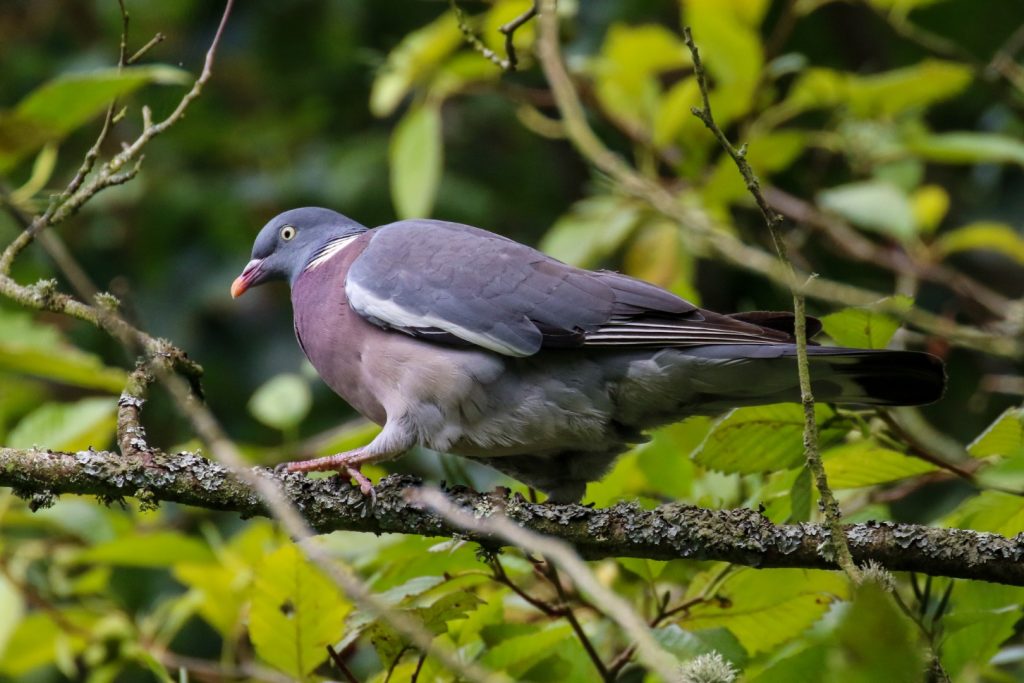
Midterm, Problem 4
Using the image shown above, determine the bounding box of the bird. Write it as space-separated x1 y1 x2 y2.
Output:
231 207 945 503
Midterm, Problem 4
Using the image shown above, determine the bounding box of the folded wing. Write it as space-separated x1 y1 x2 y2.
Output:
346 220 805 357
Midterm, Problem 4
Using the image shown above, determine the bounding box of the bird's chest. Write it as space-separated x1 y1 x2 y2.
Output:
291 253 389 425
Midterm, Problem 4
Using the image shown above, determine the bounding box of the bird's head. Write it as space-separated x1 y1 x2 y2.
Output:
231 207 367 297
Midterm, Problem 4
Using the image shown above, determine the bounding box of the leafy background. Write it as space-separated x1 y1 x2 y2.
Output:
1 0 1024 681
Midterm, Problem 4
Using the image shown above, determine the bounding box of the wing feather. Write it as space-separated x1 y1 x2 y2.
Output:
345 220 799 356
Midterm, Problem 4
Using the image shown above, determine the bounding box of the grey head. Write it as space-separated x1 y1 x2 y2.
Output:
231 207 367 297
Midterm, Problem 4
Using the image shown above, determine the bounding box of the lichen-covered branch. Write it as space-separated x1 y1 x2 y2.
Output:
3 447 1022 586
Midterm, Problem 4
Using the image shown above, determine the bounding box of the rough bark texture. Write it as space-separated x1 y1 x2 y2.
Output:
2 447 1021 584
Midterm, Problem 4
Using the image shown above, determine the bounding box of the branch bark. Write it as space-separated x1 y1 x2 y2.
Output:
3 447 1023 586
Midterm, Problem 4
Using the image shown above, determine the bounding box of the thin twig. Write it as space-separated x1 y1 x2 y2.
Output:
128 32 166 65
499 2 537 71
326 645 361 683
543 562 611 681
417 487 680 682
682 25 859 581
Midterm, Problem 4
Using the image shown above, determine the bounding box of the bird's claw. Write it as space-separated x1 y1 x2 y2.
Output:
344 466 377 507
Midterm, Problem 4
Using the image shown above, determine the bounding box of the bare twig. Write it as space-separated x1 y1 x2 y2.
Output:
682 26 859 581
542 562 611 681
499 2 537 71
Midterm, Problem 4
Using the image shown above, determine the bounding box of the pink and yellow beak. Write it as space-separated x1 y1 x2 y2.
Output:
230 259 263 298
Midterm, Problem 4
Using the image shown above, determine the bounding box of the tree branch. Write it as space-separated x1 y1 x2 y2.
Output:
3 447 1023 586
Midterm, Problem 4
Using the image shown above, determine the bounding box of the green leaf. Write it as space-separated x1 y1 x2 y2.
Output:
0 310 126 392
0 609 93 676
7 397 116 451
480 622 574 674
539 196 641 267
681 568 847 654
0 65 189 173
823 440 936 488
0 574 24 659
248 373 312 432
968 406 1024 459
818 181 915 241
369 12 462 117
945 490 1024 535
249 543 350 681
819 297 912 349
683 0 766 122
777 60 971 120
693 404 848 474
390 104 443 219
907 132 1024 167
834 583 924 682
788 465 812 522
76 531 214 568
940 581 1024 679
366 591 484 669
652 624 747 668
593 23 691 132
10 143 58 204
937 222 1024 266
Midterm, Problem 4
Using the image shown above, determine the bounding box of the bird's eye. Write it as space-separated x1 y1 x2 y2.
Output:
280 225 297 241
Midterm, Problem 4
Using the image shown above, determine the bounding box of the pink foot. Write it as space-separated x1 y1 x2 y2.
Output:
284 453 377 505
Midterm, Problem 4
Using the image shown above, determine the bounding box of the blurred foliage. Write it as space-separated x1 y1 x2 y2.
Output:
2 0 1024 680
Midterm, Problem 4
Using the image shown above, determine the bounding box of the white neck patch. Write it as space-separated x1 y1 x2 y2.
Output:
304 235 360 272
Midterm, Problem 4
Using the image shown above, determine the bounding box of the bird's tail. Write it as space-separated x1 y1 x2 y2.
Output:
799 346 946 405
677 344 946 410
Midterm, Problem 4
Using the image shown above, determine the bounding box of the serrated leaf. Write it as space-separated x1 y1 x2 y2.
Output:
249 544 350 680
76 531 214 568
820 307 903 350
7 397 116 451
823 440 936 488
968 407 1024 458
681 568 847 654
937 222 1024 266
907 132 1024 167
248 373 312 432
390 104 443 219
0 310 126 392
366 591 484 669
818 181 915 241
945 490 1024 536
940 581 1024 679
693 404 848 474
0 65 189 173
540 196 641 267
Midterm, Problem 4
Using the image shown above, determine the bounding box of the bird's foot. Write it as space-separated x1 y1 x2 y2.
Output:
285 451 377 505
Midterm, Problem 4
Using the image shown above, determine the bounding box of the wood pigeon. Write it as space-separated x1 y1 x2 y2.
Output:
232 207 945 502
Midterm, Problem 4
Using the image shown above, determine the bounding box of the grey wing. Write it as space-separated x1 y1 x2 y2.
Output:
345 220 797 357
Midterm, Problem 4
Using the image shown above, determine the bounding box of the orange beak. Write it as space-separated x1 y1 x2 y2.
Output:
231 259 263 298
